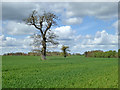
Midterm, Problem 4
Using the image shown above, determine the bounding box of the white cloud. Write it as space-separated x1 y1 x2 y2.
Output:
0 35 4 47
54 26 118 53
65 2 118 20
54 26 75 39
0 21 2 35
71 30 118 53
2 2 37 21
1 25 118 54
64 17 82 25
85 35 92 39
93 30 118 45
112 20 120 35
0 35 4 41
2 2 118 25
1 35 34 54
79 30 117 46
112 20 118 30
3 21 36 35
66 11 74 18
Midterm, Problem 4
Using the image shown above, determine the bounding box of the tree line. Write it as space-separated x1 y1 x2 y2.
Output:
3 51 76 56
84 50 119 58
4 49 119 58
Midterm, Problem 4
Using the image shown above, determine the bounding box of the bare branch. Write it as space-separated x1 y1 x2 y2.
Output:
44 22 52 36
24 10 59 59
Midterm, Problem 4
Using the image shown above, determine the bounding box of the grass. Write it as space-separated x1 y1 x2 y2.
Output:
2 56 118 88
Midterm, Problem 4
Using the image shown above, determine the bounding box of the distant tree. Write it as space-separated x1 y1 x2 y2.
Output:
107 50 113 58
75 53 81 56
111 50 117 58
61 45 69 58
24 10 59 60
118 49 120 58
93 52 97 57
84 52 88 57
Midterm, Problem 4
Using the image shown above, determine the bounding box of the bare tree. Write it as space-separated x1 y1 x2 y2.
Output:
24 10 59 60
61 45 69 58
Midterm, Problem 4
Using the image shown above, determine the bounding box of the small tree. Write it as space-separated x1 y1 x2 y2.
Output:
24 10 59 60
61 45 69 58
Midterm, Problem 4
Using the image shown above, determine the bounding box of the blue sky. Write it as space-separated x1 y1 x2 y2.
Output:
70 16 117 35
0 2 119 54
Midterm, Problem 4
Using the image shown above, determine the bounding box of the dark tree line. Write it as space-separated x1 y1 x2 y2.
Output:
84 50 118 58
3 52 71 56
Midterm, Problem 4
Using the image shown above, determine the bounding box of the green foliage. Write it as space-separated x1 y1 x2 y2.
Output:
2 56 118 88
118 49 120 58
85 50 118 58
61 45 69 57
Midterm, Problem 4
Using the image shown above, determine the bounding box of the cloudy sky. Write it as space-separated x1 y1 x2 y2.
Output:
0 2 119 54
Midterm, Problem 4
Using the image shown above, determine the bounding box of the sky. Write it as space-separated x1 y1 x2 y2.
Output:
0 2 119 54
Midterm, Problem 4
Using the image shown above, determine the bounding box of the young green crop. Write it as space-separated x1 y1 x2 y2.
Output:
2 56 118 88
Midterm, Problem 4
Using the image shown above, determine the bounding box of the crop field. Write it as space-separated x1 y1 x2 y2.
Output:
2 56 118 88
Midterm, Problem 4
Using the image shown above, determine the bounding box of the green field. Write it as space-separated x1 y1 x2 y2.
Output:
2 56 118 88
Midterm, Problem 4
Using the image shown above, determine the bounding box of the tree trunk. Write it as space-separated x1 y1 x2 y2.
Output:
64 55 66 58
41 37 46 60
64 51 66 58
